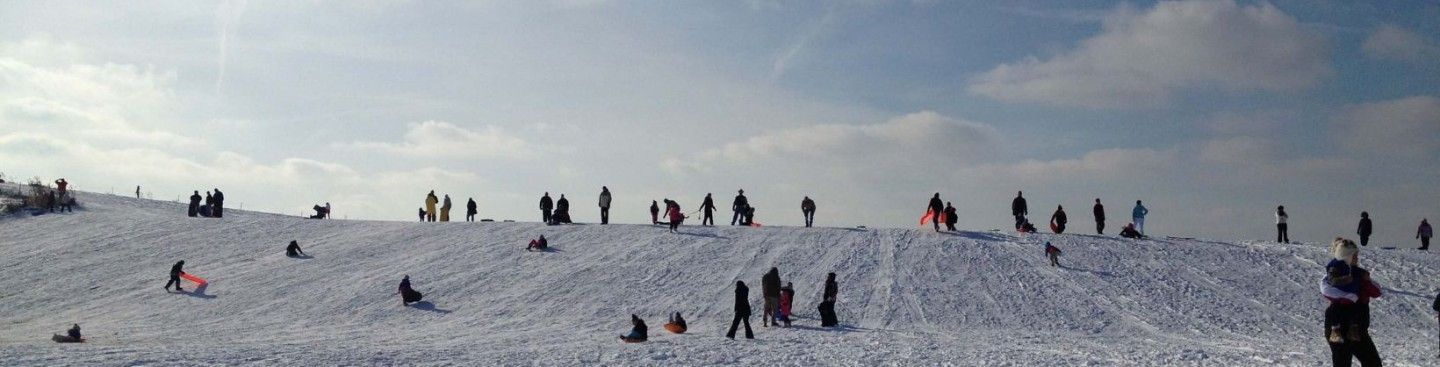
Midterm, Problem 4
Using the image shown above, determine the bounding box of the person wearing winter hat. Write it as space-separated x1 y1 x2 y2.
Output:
1322 238 1383 366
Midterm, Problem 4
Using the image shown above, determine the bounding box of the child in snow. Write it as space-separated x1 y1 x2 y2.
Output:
1321 238 1383 363
620 314 648 343
665 312 687 334
650 200 660 225
399 275 424 305
286 240 307 257
1119 223 1143 239
53 324 82 343
163 261 185 292
779 282 795 327
417 208 425 222
1044 242 1062 267
1018 220 1038 234
527 235 548 251
665 200 685 233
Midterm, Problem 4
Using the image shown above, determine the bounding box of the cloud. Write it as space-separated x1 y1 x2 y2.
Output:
344 120 531 159
663 111 995 175
1362 24 1440 63
1335 95 1440 159
970 0 1330 108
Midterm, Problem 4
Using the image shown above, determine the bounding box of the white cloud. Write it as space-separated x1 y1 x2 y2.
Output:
344 120 531 159
1335 95 1440 159
970 0 1330 108
1362 24 1440 63
664 111 995 174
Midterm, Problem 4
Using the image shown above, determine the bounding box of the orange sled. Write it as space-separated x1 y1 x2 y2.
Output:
180 272 208 286
664 323 687 334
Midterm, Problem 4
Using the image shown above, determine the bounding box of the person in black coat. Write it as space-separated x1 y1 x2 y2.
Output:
164 261 185 292
761 267 782 327
539 193 554 224
726 281 754 339
399 275 423 305
1357 212 1373 246
820 273 839 327
212 189 224 218
649 200 660 225
700 194 716 226
731 190 748 226
1093 198 1105 235
927 193 944 232
286 240 307 257
1051 205 1068 234
466 198 477 222
1011 191 1028 230
620 314 648 342
554 195 570 224
943 202 958 231
188 191 201 217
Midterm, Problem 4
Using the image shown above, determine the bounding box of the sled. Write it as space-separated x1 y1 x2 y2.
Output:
180 273 208 286
619 336 647 343
1049 222 1063 234
52 334 84 343
918 210 948 226
664 323 686 334
750 222 763 228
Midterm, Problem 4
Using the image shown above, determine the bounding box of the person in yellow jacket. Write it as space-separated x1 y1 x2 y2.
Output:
424 191 438 222
440 194 452 222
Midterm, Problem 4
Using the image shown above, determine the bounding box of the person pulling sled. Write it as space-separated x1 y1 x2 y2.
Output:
163 261 186 292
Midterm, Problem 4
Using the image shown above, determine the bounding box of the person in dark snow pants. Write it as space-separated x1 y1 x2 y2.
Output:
1357 212 1373 247
701 193 716 226
466 198 477 222
726 281 754 339
619 314 648 342
801 196 816 228
1011 191 1028 230
188 191 201 217
67 324 81 340
1415 219 1431 250
649 200 660 225
164 261 185 292
731 190 748 226
927 193 944 232
212 189 224 218
1093 198 1105 235
819 273 839 327
944 203 958 231
1045 242 1061 267
598 187 611 225
1276 206 1289 243
1050 206 1067 234
417 207 425 222
286 240 307 257
399 275 423 305
538 193 553 224
761 267 781 327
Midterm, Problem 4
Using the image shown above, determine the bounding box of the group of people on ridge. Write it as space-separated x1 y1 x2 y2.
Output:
1278 207 1434 249
418 191 479 223
186 188 225 218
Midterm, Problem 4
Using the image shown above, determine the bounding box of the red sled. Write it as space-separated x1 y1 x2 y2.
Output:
180 273 208 286
919 210 948 226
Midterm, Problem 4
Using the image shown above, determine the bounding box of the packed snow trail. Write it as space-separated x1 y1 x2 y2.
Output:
1 188 1438 366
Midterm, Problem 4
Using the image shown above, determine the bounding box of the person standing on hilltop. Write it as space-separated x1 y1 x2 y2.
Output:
1357 212 1373 247
212 188 224 218
424 191 438 222
539 192 553 224
927 193 944 232
1415 219 1431 250
466 197 477 222
598 186 611 225
1093 199 1105 235
188 191 201 217
731 190 748 226
1275 206 1289 244
1011 191 1028 230
700 193 716 226
1050 205 1067 234
440 194 452 222
650 200 660 225
944 202 958 231
801 196 816 228
554 194 570 224
1132 200 1149 235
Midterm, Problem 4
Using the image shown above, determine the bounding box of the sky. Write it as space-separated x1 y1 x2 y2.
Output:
2 0 1437 247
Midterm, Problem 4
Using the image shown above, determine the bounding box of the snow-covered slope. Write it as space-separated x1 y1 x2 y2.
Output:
2 189 1438 366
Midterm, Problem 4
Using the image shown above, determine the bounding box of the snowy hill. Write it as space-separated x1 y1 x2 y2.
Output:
2 189 1438 366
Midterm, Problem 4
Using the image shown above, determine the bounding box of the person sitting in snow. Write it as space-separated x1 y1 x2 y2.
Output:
53 324 82 343
1045 242 1062 267
286 240 307 257
1017 219 1038 234
527 235 549 251
665 312 687 334
399 275 424 305
1119 223 1143 239
619 314 648 343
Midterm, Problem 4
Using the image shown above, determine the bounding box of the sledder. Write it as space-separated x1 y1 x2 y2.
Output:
399 275 424 305
1044 242 1062 267
664 312 687 334
51 324 83 343
1017 219 1038 234
286 240 308 257
619 314 648 343
779 282 795 327
1119 223 1144 239
527 235 549 251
